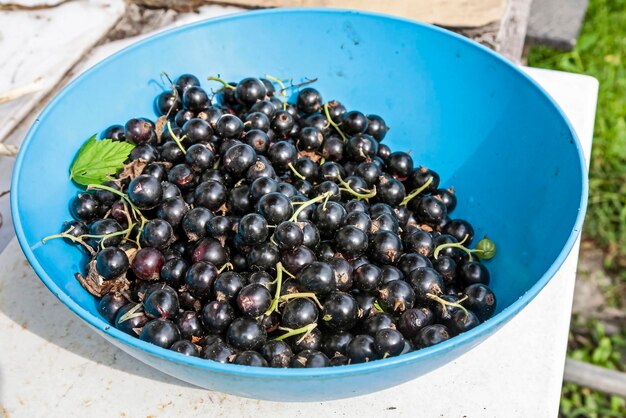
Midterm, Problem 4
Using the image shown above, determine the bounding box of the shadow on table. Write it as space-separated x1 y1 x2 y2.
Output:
0 251 196 389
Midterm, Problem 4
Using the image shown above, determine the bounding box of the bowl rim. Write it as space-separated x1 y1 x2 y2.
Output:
11 7 588 380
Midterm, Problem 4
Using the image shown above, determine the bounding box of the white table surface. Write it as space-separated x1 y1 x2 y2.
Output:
0 6 599 417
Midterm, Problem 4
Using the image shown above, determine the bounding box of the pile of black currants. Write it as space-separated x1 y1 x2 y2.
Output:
44 73 497 368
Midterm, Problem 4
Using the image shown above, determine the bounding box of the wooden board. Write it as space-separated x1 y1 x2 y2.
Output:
0 0 125 144
132 0 507 28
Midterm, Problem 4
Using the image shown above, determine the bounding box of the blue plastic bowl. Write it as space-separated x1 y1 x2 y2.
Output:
11 8 587 401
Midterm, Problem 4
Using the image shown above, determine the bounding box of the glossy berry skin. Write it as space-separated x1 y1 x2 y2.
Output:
183 86 209 112
365 114 389 141
322 331 353 357
362 312 396 336
413 196 447 227
409 167 440 194
237 284 272 317
268 141 297 171
464 283 496 321
140 219 173 249
441 218 474 245
322 292 358 331
376 176 406 206
296 88 323 114
413 324 450 348
155 91 182 116
297 261 336 295
458 260 491 286
432 255 457 284
131 247 165 281
213 272 246 303
433 188 457 212
96 248 129 280
314 201 346 238
368 231 403 265
226 317 267 351
114 303 149 336
194 180 227 211
202 300 235 333
409 267 445 303
404 231 434 257
70 193 101 221
234 351 269 367
140 319 181 348
156 197 188 228
185 261 218 299
88 219 123 248
124 118 154 145
168 163 196 191
274 221 303 251
170 340 199 357
271 111 295 137
101 124 125 141
282 298 319 329
247 242 280 271
347 334 378 363
375 328 405 357
98 292 128 324
379 280 415 313
128 174 163 210
261 340 293 368
256 192 293 224
290 350 330 368
182 207 213 241
201 341 236 363
235 77 267 106
444 309 480 336
160 258 188 288
398 307 434 338
238 213 269 244
192 237 229 267
206 216 232 238
244 129 270 154
341 111 369 135
175 311 204 340
175 73 200 94
334 225 368 259
353 263 382 293
223 143 256 175
216 114 244 139
143 286 179 319
297 127 324 151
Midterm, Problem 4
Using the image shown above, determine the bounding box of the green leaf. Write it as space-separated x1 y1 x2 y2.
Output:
69 135 135 186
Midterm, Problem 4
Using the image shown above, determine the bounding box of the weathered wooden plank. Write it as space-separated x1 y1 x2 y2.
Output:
564 358 626 398
526 0 588 50
0 0 125 143
495 0 534 62
130 0 507 28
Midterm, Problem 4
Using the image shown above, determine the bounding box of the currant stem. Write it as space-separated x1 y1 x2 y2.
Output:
278 292 324 310
323 102 348 142
41 232 96 255
400 177 434 207
265 75 288 110
87 184 146 223
218 262 234 273
207 76 235 90
288 191 332 222
167 121 187 155
426 293 469 317
433 234 470 260
288 162 306 180
264 262 284 316
339 186 377 201
274 322 317 343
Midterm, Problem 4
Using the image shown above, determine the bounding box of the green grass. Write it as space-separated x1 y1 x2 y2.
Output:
528 1 626 416
528 0 626 271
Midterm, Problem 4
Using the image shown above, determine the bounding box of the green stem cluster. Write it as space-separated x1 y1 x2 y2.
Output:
433 235 497 261
400 177 433 207
323 102 348 142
